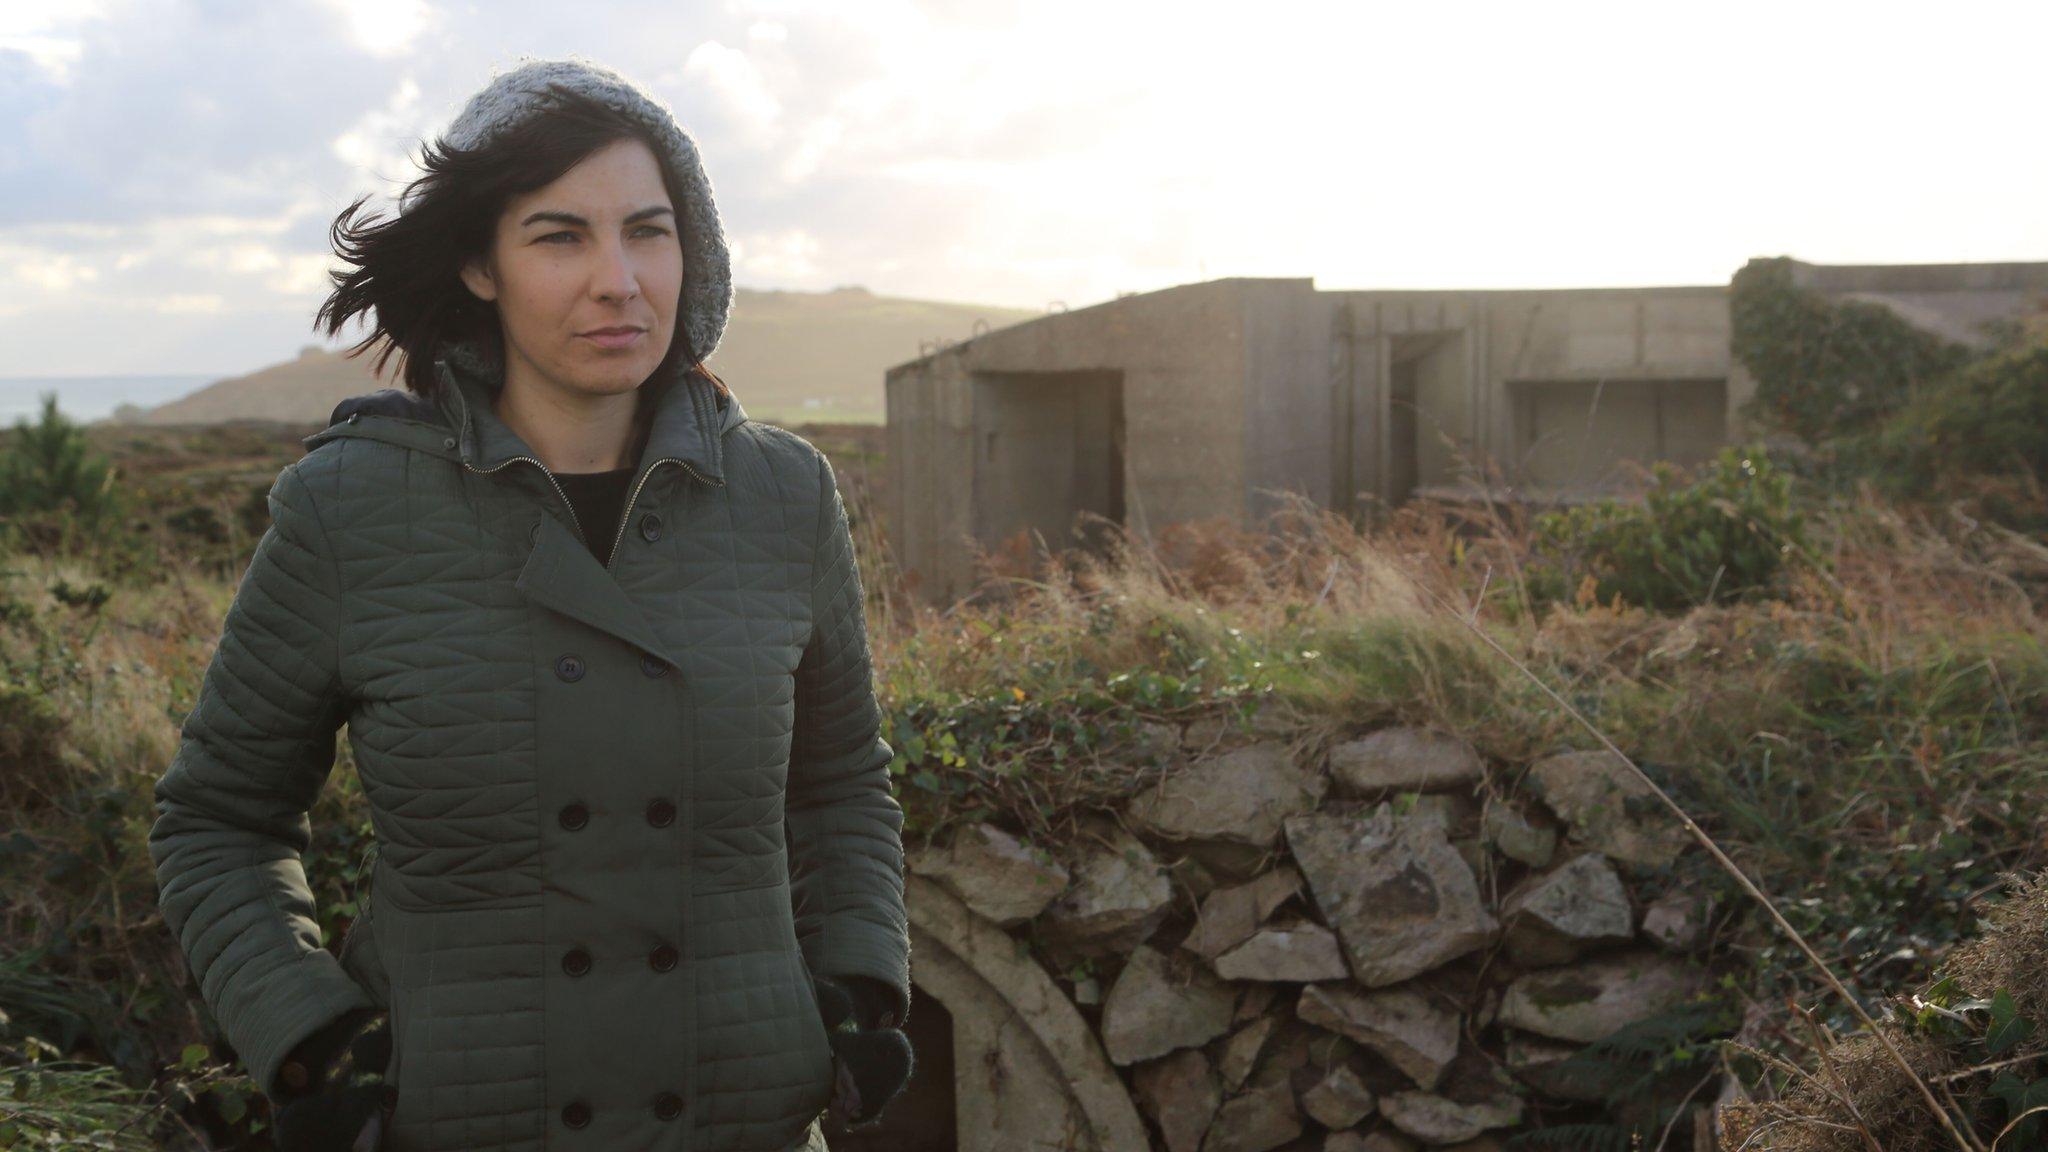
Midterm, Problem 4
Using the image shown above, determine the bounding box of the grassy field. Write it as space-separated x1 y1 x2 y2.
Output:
6 392 2048 1147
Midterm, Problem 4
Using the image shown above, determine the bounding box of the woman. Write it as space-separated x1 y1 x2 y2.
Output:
147 57 914 1152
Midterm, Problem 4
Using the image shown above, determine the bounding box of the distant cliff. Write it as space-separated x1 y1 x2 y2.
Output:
127 285 1038 426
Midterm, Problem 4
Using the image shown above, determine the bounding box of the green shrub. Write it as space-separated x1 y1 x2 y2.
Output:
0 393 123 545
1853 337 2048 510
1730 256 1974 445
1527 444 1809 612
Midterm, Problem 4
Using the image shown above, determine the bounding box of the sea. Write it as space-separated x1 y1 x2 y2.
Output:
0 374 219 427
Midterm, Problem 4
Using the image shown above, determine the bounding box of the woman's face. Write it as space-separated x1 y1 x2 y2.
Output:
460 136 684 401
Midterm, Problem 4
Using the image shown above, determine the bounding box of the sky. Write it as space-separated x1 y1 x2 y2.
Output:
1 0 2044 377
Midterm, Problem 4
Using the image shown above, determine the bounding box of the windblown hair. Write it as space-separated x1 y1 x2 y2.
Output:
315 83 731 402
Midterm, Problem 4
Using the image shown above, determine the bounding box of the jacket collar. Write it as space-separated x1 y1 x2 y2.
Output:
434 338 740 485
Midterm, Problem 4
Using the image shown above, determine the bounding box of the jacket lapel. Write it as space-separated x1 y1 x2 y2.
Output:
516 509 680 668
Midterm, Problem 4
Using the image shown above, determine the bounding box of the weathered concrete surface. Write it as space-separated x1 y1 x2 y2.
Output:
906 874 1151 1151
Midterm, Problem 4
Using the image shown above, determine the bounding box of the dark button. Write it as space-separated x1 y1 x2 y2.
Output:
558 802 589 831
555 654 585 682
562 1099 592 1128
654 1091 683 1121
646 797 676 827
441 437 457 450
650 943 679 972
562 947 592 977
639 511 664 542
639 652 670 678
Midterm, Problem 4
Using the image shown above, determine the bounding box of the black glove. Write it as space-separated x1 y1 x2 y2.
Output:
271 1007 395 1152
812 974 914 1129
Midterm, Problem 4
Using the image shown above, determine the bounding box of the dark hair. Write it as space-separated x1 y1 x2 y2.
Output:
316 83 730 402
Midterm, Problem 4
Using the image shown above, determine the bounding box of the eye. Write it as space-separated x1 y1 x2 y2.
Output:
537 231 579 244
632 224 672 239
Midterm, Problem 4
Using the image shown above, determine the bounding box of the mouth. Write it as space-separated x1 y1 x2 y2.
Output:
579 326 648 350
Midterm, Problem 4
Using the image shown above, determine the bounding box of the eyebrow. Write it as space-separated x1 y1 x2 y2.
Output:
520 205 675 228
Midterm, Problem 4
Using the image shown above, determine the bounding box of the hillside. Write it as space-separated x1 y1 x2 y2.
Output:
122 284 1038 427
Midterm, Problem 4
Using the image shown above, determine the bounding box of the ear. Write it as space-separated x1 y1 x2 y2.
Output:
459 253 499 303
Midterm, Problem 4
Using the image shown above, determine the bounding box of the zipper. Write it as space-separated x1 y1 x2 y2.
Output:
466 452 726 570
463 454 588 546
454 375 727 568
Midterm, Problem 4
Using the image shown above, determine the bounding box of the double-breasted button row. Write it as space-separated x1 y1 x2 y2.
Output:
555 799 674 829
560 943 681 975
560 1093 684 1128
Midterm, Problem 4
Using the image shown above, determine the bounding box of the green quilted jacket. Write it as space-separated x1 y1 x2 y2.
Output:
147 351 910 1152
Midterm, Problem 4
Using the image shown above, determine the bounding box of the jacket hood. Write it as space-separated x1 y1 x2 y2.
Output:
438 56 733 364
303 353 749 485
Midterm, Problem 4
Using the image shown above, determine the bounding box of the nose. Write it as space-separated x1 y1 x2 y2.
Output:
591 236 640 303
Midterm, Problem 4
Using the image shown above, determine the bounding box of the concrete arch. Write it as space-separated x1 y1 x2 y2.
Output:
905 873 1151 1152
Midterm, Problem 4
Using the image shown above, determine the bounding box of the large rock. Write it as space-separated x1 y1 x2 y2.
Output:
1642 886 1715 953
1325 1136 1417 1152
1499 852 1635 966
908 822 1070 926
1502 1031 1606 1103
1218 1015 1276 1093
1285 806 1499 985
1296 983 1460 1091
1199 1076 1302 1152
1300 1063 1377 1129
1101 945 1237 1065
1377 1090 1524 1144
1497 949 1709 1043
1214 922 1350 983
1039 824 1174 955
1128 741 1328 848
1480 801 1556 868
1525 750 1691 869
1182 867 1304 960
1131 1047 1220 1152
1329 727 1486 794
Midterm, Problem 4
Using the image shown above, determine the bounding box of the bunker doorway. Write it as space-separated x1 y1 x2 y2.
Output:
970 369 1126 563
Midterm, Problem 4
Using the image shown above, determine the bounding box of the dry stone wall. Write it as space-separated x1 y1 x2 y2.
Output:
907 707 1726 1151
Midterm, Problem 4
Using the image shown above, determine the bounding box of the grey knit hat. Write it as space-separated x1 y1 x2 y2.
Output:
437 56 733 365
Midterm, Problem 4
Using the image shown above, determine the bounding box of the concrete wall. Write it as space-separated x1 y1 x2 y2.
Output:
885 280 1254 602
1240 280 1341 519
888 261 2048 604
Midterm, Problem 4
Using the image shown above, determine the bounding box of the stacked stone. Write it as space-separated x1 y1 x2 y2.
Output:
909 704 1722 1150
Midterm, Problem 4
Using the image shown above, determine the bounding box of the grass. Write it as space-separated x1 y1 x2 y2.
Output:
5 418 2048 1146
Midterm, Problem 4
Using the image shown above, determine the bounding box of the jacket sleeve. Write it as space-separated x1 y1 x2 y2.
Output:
786 450 911 1027
147 462 377 1101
